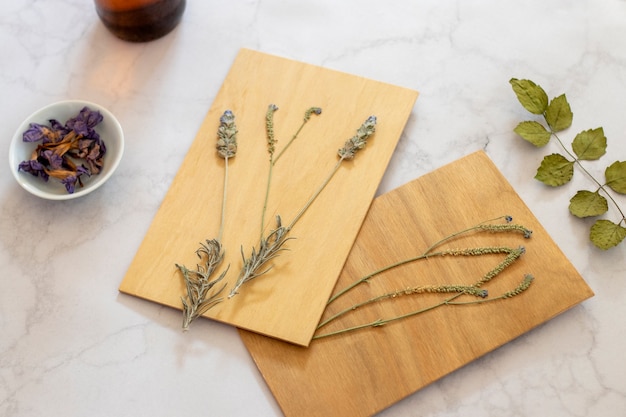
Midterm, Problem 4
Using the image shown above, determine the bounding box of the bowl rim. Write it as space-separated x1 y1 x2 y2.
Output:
8 99 124 201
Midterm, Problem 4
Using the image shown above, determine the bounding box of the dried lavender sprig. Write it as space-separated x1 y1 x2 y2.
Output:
175 110 236 330
229 114 377 298
216 110 238 241
288 115 377 229
337 115 377 160
176 239 228 331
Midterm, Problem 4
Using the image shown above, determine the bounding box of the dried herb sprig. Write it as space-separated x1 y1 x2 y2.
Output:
510 78 626 249
327 216 531 304
313 217 533 340
176 240 228 331
175 110 237 330
228 114 377 298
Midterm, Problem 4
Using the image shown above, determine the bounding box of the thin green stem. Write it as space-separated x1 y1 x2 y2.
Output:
313 293 462 340
218 156 229 242
552 131 626 224
274 120 308 164
287 158 344 230
260 157 274 240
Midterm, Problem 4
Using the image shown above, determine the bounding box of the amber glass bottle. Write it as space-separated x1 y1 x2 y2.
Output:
95 0 186 42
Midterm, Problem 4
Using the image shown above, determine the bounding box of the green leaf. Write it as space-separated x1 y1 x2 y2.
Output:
571 128 606 160
605 161 626 194
535 153 574 186
514 121 551 147
545 94 573 132
510 78 548 115
568 190 608 218
589 219 626 250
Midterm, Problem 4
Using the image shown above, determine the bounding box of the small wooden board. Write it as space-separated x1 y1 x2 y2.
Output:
119 49 418 346
240 151 594 417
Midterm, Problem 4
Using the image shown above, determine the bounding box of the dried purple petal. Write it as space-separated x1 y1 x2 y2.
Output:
42 150 64 170
18 160 49 181
22 123 55 143
61 175 79 193
65 107 103 137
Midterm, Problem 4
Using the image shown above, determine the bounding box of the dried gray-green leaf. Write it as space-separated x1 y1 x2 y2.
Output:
605 161 626 194
590 219 626 250
535 153 574 186
513 121 551 147
571 128 606 160
545 94 573 132
569 190 608 218
510 78 548 115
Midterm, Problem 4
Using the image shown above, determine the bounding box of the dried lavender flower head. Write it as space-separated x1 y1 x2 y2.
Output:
216 110 238 158
338 115 377 160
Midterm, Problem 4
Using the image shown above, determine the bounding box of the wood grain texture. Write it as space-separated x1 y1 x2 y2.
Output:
118 49 418 346
240 151 594 417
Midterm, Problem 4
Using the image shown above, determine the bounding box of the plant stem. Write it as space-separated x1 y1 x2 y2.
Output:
313 274 533 340
326 216 516 305
287 158 345 230
218 155 229 242
552 131 626 224
319 245 522 331
260 157 274 241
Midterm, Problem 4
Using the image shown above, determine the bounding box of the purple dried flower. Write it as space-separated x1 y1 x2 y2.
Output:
22 123 56 143
42 150 64 170
65 107 103 137
18 160 49 181
17 106 106 193
61 175 79 193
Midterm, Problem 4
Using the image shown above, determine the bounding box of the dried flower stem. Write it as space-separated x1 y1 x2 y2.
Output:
313 217 533 339
259 105 322 240
313 274 534 340
327 216 530 304
176 110 237 330
228 114 376 298
317 244 526 331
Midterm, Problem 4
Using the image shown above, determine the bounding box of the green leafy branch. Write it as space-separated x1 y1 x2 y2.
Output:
510 78 626 250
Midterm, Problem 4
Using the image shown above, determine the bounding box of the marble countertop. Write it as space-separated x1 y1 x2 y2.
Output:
2 1 625 416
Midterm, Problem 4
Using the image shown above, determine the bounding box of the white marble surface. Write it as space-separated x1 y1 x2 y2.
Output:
2 1 625 416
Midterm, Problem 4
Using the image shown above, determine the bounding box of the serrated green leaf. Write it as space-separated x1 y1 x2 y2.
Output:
605 161 626 194
571 128 606 160
514 121 551 147
510 78 548 115
589 219 626 250
545 94 573 132
568 190 608 218
535 153 574 186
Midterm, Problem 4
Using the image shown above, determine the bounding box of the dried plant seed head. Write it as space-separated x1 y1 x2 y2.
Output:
304 107 322 121
216 110 238 158
266 104 279 156
338 115 377 160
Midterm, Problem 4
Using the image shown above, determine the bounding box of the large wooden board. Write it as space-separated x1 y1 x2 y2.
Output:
240 151 594 417
119 49 418 346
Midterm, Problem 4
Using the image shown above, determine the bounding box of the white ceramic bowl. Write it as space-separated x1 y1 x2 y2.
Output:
9 100 124 200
